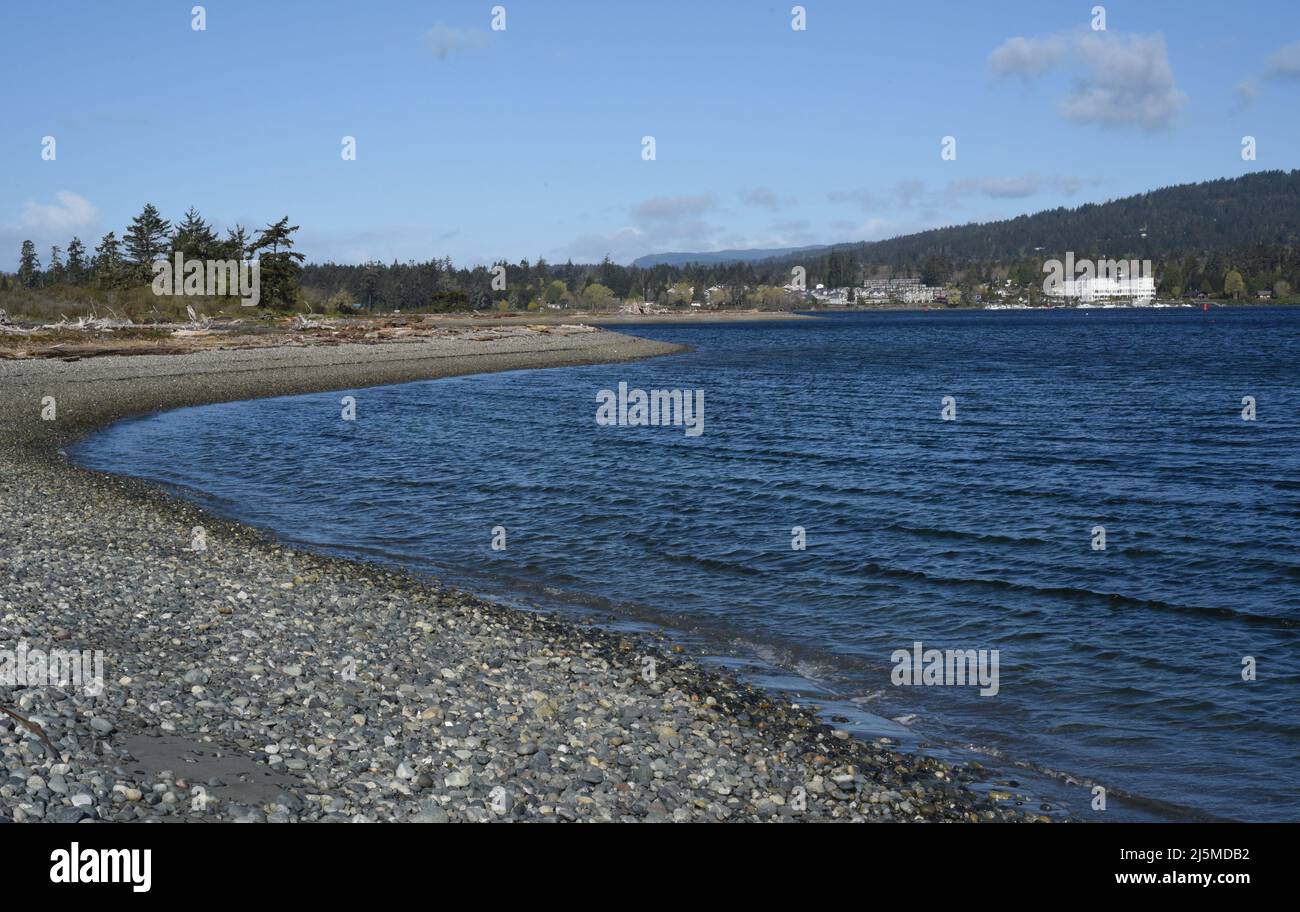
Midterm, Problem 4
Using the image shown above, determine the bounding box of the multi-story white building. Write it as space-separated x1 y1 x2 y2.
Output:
853 278 940 303
1048 275 1156 304
899 285 937 304
808 277 942 305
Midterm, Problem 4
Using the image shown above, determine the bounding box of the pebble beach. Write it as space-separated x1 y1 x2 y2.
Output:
0 327 1041 822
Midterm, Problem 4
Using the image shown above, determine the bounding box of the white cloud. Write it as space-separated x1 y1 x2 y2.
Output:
989 35 1068 79
0 191 100 270
894 180 926 208
829 180 938 211
19 191 98 235
990 30 1186 131
556 194 719 262
632 193 717 222
425 23 489 61
958 176 1042 199
557 192 820 263
827 188 881 210
739 187 788 210
945 175 1088 202
557 227 649 263
830 176 1092 214
1266 40 1300 79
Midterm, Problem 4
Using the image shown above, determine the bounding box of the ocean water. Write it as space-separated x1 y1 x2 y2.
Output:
74 308 1300 821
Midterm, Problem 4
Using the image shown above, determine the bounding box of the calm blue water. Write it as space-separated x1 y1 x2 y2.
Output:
75 309 1300 821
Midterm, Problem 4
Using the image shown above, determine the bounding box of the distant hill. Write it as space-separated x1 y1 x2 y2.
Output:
632 170 1300 269
632 244 832 268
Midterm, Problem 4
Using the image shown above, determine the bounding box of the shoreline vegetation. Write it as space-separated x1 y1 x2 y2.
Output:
0 328 1047 822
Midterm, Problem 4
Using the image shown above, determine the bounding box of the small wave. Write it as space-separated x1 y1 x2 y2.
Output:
857 561 1298 629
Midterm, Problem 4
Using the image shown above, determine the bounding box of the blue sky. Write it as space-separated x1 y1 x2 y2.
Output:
2 0 1297 270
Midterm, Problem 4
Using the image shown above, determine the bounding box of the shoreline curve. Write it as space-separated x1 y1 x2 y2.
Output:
0 327 1042 822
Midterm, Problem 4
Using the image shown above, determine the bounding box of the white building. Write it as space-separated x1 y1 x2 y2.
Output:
1049 275 1156 304
851 278 940 303
900 285 937 304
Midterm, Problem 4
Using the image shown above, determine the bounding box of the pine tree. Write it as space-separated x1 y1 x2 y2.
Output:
66 237 88 284
123 203 172 274
1158 261 1183 297
93 231 123 287
224 224 250 261
47 245 65 285
172 206 217 260
250 217 305 309
18 240 41 288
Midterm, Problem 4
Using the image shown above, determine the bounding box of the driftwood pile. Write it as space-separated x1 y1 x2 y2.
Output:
0 313 138 336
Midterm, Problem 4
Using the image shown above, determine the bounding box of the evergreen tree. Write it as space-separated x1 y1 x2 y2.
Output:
18 240 41 288
123 203 173 273
360 261 382 312
224 224 250 261
250 217 305 309
921 252 954 286
47 245 65 285
1158 260 1183 297
65 237 88 284
172 206 217 260
93 231 123 287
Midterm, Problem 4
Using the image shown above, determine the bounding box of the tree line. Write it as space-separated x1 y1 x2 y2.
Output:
9 205 304 309
5 169 1299 314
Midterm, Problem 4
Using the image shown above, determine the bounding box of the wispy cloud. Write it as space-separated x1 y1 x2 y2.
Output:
297 225 456 264
827 188 881 211
1226 41 1299 113
945 175 1089 201
1233 79 1259 111
829 176 1092 212
558 193 719 262
990 30 1186 131
558 227 648 264
989 35 1068 79
827 182 925 212
424 23 489 61
894 180 926 208
632 193 717 223
0 191 100 270
558 191 827 263
19 191 99 234
1266 40 1300 79
738 186 789 211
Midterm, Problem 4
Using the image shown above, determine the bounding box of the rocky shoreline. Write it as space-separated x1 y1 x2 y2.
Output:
0 327 1044 822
